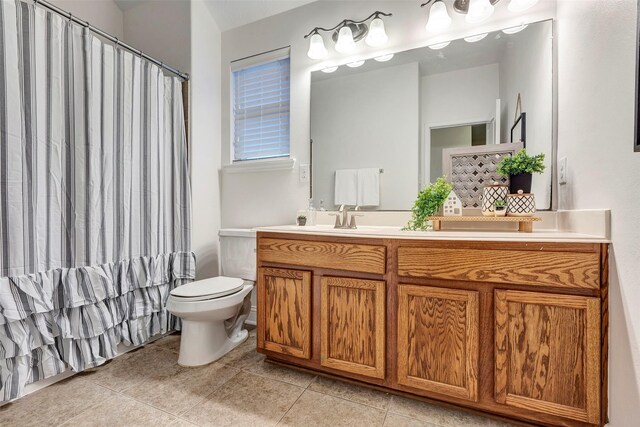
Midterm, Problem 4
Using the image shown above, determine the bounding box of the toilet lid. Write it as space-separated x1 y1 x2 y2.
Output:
170 276 245 301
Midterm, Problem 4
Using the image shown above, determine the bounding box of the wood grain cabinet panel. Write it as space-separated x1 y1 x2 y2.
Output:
495 290 601 424
259 238 386 274
398 247 600 289
397 285 479 402
257 267 312 359
320 277 386 379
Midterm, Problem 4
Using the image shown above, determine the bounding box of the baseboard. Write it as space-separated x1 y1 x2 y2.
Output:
245 305 257 326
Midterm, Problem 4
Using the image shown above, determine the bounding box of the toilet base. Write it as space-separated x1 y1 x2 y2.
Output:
177 320 249 367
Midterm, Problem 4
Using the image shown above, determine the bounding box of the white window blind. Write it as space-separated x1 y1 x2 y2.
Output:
232 54 290 162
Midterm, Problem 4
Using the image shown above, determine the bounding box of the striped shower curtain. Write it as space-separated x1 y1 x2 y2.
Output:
0 0 194 401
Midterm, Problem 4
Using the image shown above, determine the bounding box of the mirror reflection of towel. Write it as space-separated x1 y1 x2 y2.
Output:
334 169 358 205
357 168 380 207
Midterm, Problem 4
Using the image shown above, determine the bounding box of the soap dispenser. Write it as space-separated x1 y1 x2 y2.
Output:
307 199 317 226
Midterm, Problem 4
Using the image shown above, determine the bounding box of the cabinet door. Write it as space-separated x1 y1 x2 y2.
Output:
495 290 600 424
258 267 311 359
320 277 385 379
397 285 479 402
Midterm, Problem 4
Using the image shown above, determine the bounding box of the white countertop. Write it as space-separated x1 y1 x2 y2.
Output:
255 224 609 243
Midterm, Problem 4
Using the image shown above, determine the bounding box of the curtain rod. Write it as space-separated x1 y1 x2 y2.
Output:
32 0 189 81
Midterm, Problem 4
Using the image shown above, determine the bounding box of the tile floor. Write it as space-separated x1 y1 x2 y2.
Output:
0 329 518 427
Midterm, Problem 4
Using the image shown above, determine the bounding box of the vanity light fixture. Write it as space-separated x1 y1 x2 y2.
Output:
508 0 539 12
335 26 357 53
466 0 495 23
428 41 451 50
307 31 328 59
366 17 389 47
464 32 488 42
347 60 366 68
502 23 528 34
321 66 339 73
422 0 452 33
374 53 395 62
304 11 392 59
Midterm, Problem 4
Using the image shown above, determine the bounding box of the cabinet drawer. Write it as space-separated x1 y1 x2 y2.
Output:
397 246 600 289
259 238 386 275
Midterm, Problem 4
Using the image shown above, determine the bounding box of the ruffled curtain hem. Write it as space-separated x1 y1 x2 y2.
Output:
0 252 195 401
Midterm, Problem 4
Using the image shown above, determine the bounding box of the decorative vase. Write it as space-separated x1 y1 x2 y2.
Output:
509 173 532 194
507 190 536 217
481 184 509 217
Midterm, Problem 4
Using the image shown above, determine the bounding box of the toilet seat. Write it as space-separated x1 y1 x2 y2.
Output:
170 276 245 302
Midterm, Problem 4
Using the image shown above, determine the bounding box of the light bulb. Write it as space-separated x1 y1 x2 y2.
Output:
335 26 356 54
374 54 394 62
365 17 388 47
502 24 528 34
464 33 488 43
428 41 450 50
321 66 338 73
425 0 452 33
508 0 539 13
307 33 328 60
466 0 494 24
347 60 365 68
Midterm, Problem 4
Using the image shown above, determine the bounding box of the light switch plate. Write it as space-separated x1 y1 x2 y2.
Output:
300 164 310 183
558 157 568 185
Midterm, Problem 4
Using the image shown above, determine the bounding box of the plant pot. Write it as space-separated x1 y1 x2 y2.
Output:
481 184 508 216
494 207 507 217
507 192 536 217
509 173 532 194
297 218 307 226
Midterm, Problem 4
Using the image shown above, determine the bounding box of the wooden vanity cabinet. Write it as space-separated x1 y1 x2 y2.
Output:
257 267 312 359
320 277 386 379
397 285 479 402
256 233 608 427
494 290 601 424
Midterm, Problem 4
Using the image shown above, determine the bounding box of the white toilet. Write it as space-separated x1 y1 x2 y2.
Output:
166 229 256 366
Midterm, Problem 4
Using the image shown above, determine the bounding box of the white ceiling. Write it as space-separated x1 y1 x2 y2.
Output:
114 0 316 32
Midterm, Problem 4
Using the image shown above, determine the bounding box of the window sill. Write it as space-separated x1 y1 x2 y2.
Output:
222 157 296 174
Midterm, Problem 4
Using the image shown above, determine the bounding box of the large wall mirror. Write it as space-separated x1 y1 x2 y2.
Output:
311 19 553 211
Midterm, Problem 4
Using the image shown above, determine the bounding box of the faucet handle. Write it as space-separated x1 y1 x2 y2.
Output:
348 212 364 229
338 204 345 212
328 213 342 228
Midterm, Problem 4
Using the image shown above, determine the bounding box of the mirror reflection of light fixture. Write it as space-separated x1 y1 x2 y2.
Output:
429 41 451 50
366 17 389 47
335 26 357 53
466 0 495 23
307 32 328 59
464 32 488 42
502 23 528 34
347 60 366 67
422 0 452 33
374 53 394 62
304 11 392 59
321 66 339 73
508 0 539 12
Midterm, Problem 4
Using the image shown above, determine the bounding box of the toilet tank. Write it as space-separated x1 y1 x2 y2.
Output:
219 228 257 281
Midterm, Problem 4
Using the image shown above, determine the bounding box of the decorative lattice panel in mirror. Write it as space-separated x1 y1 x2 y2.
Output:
443 143 523 209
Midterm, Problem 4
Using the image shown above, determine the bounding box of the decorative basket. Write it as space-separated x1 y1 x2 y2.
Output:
481 184 509 216
507 191 536 217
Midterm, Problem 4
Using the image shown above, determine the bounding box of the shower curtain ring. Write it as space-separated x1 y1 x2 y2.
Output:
68 12 72 21
114 37 119 46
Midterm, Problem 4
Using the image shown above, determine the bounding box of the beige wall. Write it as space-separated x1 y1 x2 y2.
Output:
49 0 123 39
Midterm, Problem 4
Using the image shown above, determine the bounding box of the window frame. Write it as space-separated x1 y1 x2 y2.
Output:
230 47 292 163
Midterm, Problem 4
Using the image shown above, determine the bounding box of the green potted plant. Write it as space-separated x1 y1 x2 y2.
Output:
497 149 545 194
403 177 453 231
296 214 307 226
494 199 507 217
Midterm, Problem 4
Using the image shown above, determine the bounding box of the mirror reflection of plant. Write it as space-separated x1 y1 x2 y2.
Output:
497 149 546 176
297 214 307 220
403 177 453 231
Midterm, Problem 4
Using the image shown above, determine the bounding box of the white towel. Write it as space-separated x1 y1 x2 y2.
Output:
334 169 358 206
357 168 380 207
